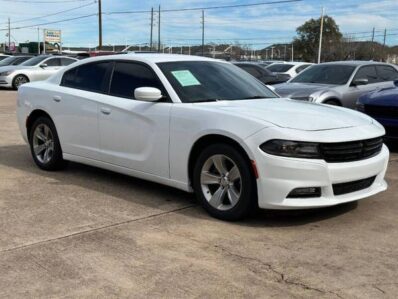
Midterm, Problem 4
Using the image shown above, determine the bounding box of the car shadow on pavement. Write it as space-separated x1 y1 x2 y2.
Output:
0 144 361 227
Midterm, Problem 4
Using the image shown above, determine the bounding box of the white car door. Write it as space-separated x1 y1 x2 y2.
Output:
37 57 62 80
51 61 113 159
97 61 171 178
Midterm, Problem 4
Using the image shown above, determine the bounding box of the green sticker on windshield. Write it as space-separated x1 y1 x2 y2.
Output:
171 70 201 87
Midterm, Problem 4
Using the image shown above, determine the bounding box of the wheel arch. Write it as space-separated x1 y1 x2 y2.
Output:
187 134 256 188
26 109 54 140
322 98 342 106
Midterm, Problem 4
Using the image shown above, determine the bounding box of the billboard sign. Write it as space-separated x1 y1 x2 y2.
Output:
44 29 61 43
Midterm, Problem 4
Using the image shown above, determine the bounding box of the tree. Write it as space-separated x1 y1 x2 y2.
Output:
293 15 343 62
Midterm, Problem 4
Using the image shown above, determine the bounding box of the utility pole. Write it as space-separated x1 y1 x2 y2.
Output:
8 17 11 52
383 28 387 62
201 10 205 56
158 5 161 52
150 7 154 51
371 27 375 60
37 27 40 54
317 7 325 64
271 47 274 59
98 0 102 50
291 43 294 61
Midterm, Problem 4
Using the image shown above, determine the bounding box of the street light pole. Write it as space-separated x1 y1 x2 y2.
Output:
317 7 325 64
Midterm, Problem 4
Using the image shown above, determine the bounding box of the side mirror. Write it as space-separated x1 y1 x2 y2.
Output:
352 78 368 86
134 87 163 102
394 80 398 87
40 63 48 68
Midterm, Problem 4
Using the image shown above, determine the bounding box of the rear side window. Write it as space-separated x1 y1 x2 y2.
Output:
267 64 293 72
238 65 261 78
45 58 60 67
354 66 378 84
61 61 111 93
376 65 398 81
109 62 166 99
61 58 76 66
296 64 310 74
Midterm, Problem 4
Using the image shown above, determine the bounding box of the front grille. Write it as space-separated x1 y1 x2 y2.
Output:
320 137 383 163
333 176 376 196
365 105 398 119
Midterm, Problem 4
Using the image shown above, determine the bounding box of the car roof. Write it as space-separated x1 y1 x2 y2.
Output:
320 60 391 67
74 53 223 64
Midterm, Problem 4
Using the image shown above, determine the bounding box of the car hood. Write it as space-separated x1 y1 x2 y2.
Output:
360 87 398 106
274 82 336 98
0 65 33 72
198 98 373 131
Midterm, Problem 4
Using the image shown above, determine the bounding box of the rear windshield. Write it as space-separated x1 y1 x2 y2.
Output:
267 64 294 72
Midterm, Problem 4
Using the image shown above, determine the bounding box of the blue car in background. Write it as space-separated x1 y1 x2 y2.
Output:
357 80 398 140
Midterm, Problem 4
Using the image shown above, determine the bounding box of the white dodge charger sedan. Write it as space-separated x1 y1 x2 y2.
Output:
16 54 389 220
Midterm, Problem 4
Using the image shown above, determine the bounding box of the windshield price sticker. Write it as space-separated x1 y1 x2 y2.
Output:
171 70 201 87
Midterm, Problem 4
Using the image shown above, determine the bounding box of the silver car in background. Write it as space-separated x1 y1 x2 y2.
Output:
274 61 398 108
0 55 77 89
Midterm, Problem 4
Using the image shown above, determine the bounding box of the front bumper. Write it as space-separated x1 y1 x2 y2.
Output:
0 75 13 88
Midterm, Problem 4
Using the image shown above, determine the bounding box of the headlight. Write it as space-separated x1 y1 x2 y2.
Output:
260 139 321 159
290 96 314 102
0 71 12 76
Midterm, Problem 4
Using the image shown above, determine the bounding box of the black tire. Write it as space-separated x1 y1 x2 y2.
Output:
29 116 68 171
193 143 256 221
323 99 341 106
12 74 29 90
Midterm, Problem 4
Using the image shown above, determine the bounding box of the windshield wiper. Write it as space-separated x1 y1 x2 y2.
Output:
193 98 223 103
243 96 270 100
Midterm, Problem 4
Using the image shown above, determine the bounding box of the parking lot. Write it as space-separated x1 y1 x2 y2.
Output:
0 90 397 298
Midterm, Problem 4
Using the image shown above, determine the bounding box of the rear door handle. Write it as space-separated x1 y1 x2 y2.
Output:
100 107 111 115
53 96 61 102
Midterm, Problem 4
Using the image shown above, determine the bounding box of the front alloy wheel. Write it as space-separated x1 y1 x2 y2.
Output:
200 154 242 211
13 75 29 89
193 144 256 221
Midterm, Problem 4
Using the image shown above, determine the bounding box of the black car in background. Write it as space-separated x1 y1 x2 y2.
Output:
234 62 290 85
0 55 33 67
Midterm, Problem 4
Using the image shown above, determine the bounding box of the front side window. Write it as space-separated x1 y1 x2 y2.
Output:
157 61 277 103
21 56 49 66
353 66 378 84
109 62 166 99
267 64 294 72
291 64 356 85
296 64 311 74
376 65 398 81
238 65 261 78
61 61 111 93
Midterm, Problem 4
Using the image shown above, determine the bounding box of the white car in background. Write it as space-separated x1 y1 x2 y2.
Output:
266 62 314 79
0 55 77 89
16 54 388 221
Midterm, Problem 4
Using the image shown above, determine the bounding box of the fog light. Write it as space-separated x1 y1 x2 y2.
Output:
287 187 321 198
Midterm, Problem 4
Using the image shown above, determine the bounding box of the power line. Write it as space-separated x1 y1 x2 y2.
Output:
105 0 303 15
0 13 96 31
0 0 90 3
0 1 95 25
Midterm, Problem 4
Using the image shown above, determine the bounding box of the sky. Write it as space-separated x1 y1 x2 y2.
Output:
0 0 397 49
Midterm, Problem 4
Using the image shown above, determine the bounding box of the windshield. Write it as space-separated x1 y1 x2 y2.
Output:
267 64 293 72
291 64 356 85
21 56 48 66
157 61 277 103
0 56 18 66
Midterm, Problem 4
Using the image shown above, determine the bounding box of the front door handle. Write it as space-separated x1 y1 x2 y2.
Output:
100 107 111 115
53 96 61 102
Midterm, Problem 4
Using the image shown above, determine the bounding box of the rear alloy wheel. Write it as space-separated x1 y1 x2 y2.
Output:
29 117 67 171
12 75 29 90
193 144 256 221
